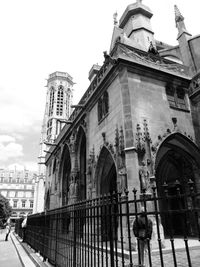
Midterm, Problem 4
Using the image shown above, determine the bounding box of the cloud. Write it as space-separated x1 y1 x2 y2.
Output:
0 135 15 143
0 142 23 162
0 85 44 134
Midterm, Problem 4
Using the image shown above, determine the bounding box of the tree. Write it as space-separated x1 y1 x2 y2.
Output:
0 194 12 224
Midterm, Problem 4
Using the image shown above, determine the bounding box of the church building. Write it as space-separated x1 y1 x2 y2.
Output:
43 0 200 238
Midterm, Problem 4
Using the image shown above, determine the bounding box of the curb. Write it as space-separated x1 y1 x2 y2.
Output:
11 232 49 267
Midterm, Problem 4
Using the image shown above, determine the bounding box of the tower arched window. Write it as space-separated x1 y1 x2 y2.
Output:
57 86 64 116
49 87 55 116
47 119 52 141
66 88 71 117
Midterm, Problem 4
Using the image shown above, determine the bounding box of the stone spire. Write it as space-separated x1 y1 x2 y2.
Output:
174 4 190 36
113 11 118 25
174 5 184 24
174 5 194 74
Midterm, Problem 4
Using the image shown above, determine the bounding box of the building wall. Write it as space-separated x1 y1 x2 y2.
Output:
189 36 200 72
0 169 36 220
88 77 123 155
129 71 194 141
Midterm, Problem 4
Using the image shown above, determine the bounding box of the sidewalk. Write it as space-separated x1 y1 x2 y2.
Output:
0 228 22 267
0 229 48 267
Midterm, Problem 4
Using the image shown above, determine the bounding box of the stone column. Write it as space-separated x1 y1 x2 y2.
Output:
68 132 79 204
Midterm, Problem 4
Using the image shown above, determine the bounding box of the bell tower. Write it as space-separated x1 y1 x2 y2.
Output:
45 71 74 143
34 72 74 213
38 71 74 174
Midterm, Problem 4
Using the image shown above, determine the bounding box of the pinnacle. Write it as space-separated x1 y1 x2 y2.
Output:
174 4 184 22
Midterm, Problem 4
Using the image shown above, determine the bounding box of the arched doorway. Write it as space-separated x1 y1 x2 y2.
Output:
60 145 71 206
77 127 86 200
96 147 117 195
95 147 118 241
155 133 200 237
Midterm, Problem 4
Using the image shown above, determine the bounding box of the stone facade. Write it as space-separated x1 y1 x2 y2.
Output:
0 168 36 221
44 1 200 240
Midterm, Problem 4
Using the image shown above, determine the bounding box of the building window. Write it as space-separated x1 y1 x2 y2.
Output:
22 200 26 208
0 177 3 183
66 88 71 117
18 191 24 198
9 191 15 197
56 120 60 135
13 200 18 208
25 192 31 198
30 201 33 208
9 177 12 183
47 119 53 140
56 86 64 116
166 85 187 110
98 91 109 122
49 87 55 116
177 88 187 109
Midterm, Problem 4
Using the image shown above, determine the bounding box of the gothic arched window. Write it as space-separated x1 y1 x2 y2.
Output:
57 86 64 116
49 87 55 116
98 91 109 122
98 98 103 122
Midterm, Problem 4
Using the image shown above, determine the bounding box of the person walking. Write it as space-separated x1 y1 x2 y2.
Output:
5 222 11 241
21 215 27 242
133 206 153 267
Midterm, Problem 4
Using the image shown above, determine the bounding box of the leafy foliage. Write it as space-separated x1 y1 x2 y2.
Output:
0 193 12 223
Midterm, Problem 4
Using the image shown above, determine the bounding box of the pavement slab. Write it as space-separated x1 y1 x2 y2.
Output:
0 229 22 267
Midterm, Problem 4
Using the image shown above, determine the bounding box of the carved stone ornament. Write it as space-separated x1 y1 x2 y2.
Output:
80 117 87 130
139 161 151 194
189 72 200 96
151 120 195 157
69 130 77 153
136 123 145 156
87 147 96 186
135 120 151 158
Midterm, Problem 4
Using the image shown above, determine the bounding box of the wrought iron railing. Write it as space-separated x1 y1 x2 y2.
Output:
15 181 200 267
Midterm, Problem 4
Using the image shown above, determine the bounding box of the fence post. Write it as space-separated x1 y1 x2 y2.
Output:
162 182 177 267
54 212 58 266
188 179 200 239
152 185 164 267
125 189 133 267
73 205 76 267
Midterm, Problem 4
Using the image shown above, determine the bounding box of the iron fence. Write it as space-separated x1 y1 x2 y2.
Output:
15 181 200 267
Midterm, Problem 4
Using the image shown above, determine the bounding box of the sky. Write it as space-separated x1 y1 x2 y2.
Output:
0 0 199 172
